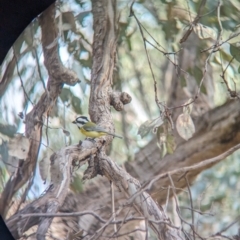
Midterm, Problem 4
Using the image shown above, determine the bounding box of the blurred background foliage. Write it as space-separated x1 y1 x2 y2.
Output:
0 0 240 236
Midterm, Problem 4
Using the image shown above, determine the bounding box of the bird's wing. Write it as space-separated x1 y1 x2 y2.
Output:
83 124 122 138
83 124 107 133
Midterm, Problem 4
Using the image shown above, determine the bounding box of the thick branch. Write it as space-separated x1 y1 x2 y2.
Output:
89 0 118 128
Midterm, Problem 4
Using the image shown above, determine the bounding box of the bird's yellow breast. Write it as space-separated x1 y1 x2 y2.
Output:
80 127 106 138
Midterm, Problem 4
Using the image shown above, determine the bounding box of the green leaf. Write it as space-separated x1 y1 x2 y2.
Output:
218 50 233 64
194 66 203 84
230 44 240 63
166 133 176 154
156 127 166 158
228 26 240 44
200 84 207 94
70 174 83 193
60 88 72 103
126 37 132 51
180 76 187 87
71 96 82 114
192 66 207 94
138 117 163 138
183 98 194 115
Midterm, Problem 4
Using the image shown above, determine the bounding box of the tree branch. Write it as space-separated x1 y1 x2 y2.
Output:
87 0 179 238
127 99 240 204
0 3 79 218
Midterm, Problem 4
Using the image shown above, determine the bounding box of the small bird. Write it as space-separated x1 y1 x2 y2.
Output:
72 116 123 139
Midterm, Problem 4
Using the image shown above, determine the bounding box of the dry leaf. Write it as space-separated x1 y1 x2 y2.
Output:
63 129 70 136
39 151 51 183
176 113 195 141
193 24 217 40
138 117 163 138
183 98 194 114
157 121 176 157
8 133 30 159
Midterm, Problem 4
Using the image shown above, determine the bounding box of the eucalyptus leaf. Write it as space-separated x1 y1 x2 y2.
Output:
230 44 240 63
183 98 194 115
8 134 30 159
176 113 195 141
166 133 176 154
39 152 50 183
60 88 72 103
193 24 217 40
138 117 163 138
72 96 82 114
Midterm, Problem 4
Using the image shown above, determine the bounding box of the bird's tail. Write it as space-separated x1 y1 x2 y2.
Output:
107 132 123 139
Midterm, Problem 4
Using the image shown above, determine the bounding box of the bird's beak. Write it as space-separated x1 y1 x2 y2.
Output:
72 120 76 124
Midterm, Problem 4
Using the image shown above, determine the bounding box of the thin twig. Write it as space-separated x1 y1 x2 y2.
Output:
46 113 49 146
211 216 240 237
15 174 35 215
130 5 161 112
164 186 170 214
103 228 147 239
31 22 46 91
195 1 222 98
123 143 240 209
145 218 148 240
168 173 190 227
180 206 214 216
111 207 131 238
111 181 117 235
180 0 207 43
184 176 195 240
13 48 34 105
219 56 239 99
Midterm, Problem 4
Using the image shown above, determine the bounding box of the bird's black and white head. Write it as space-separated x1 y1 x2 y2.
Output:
72 116 89 128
